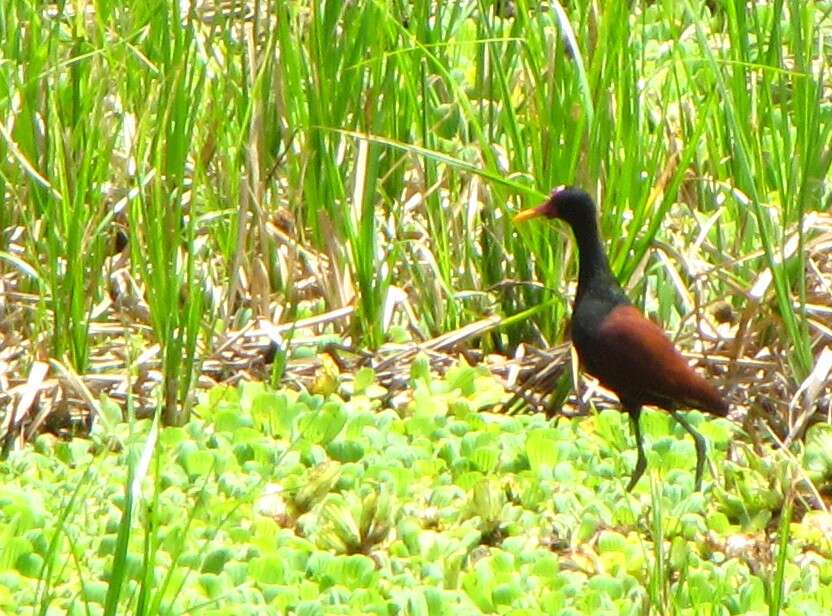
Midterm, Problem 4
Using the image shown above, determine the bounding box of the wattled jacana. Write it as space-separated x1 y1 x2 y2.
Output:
514 187 728 491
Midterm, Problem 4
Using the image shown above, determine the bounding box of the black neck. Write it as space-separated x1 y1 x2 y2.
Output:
573 221 618 301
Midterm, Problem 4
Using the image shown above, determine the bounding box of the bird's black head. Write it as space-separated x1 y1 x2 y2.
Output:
513 186 598 233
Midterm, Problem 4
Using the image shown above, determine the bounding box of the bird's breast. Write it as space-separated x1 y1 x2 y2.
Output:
569 309 611 379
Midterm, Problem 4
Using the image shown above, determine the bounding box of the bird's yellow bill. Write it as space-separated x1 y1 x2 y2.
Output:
512 206 544 223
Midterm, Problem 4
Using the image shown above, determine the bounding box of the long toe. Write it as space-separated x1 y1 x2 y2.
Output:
693 435 706 491
626 453 646 492
672 411 708 491
626 410 646 492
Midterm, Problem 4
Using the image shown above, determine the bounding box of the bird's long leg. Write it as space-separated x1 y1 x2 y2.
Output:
671 411 707 491
625 406 645 492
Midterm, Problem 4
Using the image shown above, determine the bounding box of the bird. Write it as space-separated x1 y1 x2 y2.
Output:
513 186 728 491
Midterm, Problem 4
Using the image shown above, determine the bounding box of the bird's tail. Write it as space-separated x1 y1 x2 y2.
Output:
684 378 729 417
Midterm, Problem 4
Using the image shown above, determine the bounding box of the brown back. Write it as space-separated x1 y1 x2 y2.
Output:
585 306 728 416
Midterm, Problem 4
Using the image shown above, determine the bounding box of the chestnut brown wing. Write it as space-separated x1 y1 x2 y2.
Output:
587 306 728 416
